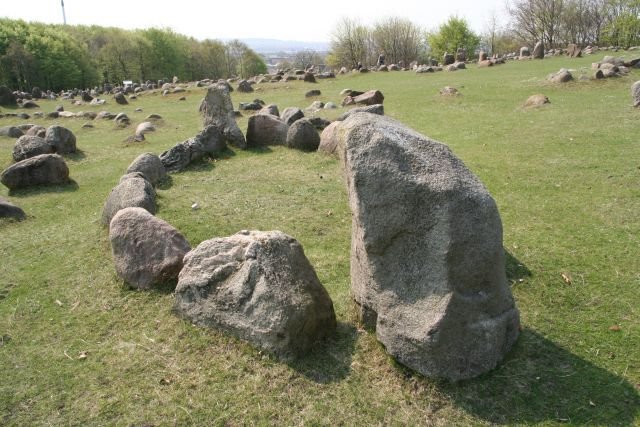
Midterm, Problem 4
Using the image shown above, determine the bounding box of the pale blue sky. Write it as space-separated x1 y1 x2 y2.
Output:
1 0 510 42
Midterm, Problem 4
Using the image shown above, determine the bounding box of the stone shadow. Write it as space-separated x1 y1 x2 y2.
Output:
65 149 87 162
156 175 173 190
286 321 358 384
245 146 273 155
435 329 640 425
505 248 532 283
8 179 79 197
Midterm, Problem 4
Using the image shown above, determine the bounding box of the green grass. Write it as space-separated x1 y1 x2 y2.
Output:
1 55 639 425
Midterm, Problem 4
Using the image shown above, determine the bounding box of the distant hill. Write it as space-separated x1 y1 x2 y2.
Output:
233 38 330 54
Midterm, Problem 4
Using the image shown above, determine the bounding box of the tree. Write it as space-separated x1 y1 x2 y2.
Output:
427 16 480 60
507 0 565 47
293 49 323 70
329 18 371 68
372 17 424 66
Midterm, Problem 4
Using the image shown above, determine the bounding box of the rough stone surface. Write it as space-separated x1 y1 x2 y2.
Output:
101 176 156 226
567 44 582 58
305 90 321 97
237 80 254 93
246 114 289 147
632 81 640 107
338 113 520 381
110 207 191 289
45 126 77 154
126 152 167 186
135 122 156 138
304 72 317 83
443 53 455 65
533 41 545 59
318 121 341 158
199 83 246 149
159 125 226 173
524 94 551 108
259 104 280 117
286 118 320 151
548 69 573 83
13 135 53 162
439 86 459 96
354 90 384 106
114 92 128 105
281 107 305 126
520 46 531 58
26 125 46 138
0 196 26 220
1 154 69 190
174 230 337 359
337 104 384 121
0 126 24 138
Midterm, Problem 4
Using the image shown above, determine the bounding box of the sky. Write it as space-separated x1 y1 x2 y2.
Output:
1 0 510 42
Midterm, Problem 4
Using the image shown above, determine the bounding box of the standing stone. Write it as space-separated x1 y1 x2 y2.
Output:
45 126 77 154
109 207 191 290
31 87 43 99
303 72 317 83
114 92 128 105
259 104 280 117
199 83 246 149
101 175 156 226
0 197 26 220
479 50 488 61
237 80 254 93
443 52 455 65
126 153 167 186
174 230 337 359
13 135 53 162
0 86 17 106
286 118 320 151
631 81 640 107
1 154 69 190
455 48 467 62
280 107 305 125
533 41 544 59
318 121 341 158
520 46 531 58
246 114 289 147
567 43 582 58
337 113 520 381
0 127 24 138
159 125 226 173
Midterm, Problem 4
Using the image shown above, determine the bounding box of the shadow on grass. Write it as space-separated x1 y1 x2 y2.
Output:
156 175 173 190
245 146 273 155
65 150 87 162
9 179 79 197
286 322 357 384
505 249 532 282
438 329 640 425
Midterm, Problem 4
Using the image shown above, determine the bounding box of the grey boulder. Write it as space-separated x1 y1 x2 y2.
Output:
337 104 384 121
0 126 24 138
159 125 226 173
632 81 640 107
286 118 320 151
1 154 69 190
126 153 167 186
110 207 191 289
0 197 26 220
45 126 76 154
280 107 305 126
246 114 289 147
199 83 246 149
13 135 53 162
101 175 156 226
339 113 520 381
174 230 337 359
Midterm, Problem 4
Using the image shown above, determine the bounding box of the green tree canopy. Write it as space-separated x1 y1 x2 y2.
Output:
427 16 480 60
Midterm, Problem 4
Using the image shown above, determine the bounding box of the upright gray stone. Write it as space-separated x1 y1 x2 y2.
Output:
1 154 69 190
174 230 337 359
114 92 128 105
533 41 545 59
13 135 53 162
286 118 320 151
0 126 24 138
110 207 191 290
101 176 156 226
199 83 246 149
45 126 76 154
338 113 520 381
246 114 289 147
126 153 167 186
520 46 531 58
0 86 17 106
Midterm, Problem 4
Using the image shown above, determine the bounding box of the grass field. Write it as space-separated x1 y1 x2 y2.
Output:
1 54 639 425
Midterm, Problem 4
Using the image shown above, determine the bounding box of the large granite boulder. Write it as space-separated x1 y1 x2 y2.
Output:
280 107 305 126
632 81 640 107
338 113 520 381
237 80 254 93
199 83 246 149
101 175 156 226
318 121 341 157
0 126 24 138
26 125 46 138
354 90 384 106
0 86 17 106
548 69 573 83
45 126 76 154
259 104 280 117
174 230 337 359
519 46 531 58
286 118 320 151
0 197 26 220
126 152 167 186
114 92 128 105
13 135 53 162
109 207 191 289
159 125 226 173
1 154 69 190
246 114 289 147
